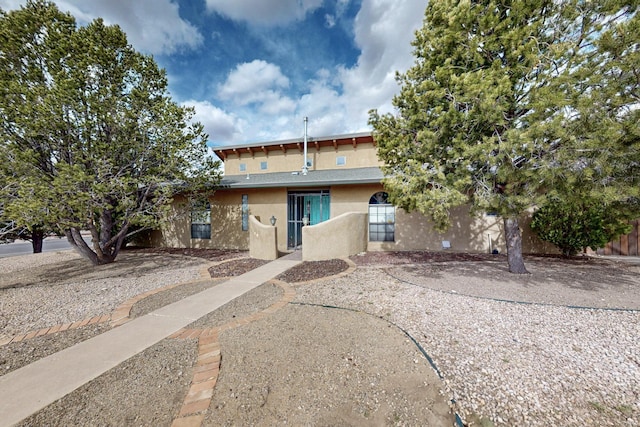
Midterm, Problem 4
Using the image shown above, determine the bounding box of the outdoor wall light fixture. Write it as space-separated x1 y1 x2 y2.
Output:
270 215 277 226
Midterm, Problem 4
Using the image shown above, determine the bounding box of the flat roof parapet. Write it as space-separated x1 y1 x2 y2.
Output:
213 132 374 161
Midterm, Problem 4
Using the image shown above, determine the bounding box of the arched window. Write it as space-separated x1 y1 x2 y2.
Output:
368 192 394 241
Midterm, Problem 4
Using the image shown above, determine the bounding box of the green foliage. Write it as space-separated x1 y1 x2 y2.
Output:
531 198 635 256
369 0 639 271
0 1 220 264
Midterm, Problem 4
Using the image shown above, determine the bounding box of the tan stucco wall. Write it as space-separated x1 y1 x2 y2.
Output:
249 215 278 260
149 184 556 255
146 194 218 249
330 186 506 254
147 190 286 251
223 143 381 175
330 184 383 216
302 212 368 261
367 205 557 255
520 212 561 255
194 136 560 255
368 205 505 253
210 188 288 251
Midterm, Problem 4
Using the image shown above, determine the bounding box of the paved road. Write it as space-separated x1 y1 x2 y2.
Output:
0 237 87 258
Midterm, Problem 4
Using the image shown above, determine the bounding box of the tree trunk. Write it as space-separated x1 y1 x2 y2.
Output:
65 228 115 265
31 229 44 253
504 216 529 274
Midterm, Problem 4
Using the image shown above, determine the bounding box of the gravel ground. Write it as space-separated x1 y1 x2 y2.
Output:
1 249 639 426
0 250 208 338
300 255 640 426
0 323 112 376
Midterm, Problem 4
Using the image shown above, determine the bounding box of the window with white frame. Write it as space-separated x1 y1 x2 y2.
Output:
336 155 346 166
260 161 268 170
239 163 247 172
368 192 394 241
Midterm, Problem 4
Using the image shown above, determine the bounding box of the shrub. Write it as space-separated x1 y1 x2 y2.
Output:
530 199 633 256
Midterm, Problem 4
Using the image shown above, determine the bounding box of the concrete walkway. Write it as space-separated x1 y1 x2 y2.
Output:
0 255 301 427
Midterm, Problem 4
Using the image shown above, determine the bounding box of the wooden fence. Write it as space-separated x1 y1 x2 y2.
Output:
596 219 640 256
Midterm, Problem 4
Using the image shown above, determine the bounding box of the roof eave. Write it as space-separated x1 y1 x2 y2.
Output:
218 177 382 189
212 131 372 152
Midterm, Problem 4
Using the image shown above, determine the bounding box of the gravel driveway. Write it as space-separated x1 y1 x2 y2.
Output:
1 249 638 426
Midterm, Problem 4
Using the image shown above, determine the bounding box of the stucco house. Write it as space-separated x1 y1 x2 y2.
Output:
147 130 555 260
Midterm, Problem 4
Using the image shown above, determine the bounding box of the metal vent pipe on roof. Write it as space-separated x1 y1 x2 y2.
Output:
302 116 308 175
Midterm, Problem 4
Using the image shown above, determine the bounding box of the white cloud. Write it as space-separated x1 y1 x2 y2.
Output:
337 0 350 15
337 0 426 127
219 60 289 99
1 0 429 144
325 0 349 28
209 0 427 142
183 100 245 144
0 0 203 55
218 60 295 115
352 0 424 84
294 0 427 135
325 14 336 28
70 0 203 55
255 91 297 115
205 0 323 26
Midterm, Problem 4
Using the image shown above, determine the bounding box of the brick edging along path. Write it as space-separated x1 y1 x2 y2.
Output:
166 259 358 427
0 260 232 347
0 257 357 347
0 276 297 427
169 279 296 427
8 276 296 427
0 257 353 427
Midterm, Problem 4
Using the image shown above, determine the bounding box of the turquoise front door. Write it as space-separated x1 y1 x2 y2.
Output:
287 190 330 248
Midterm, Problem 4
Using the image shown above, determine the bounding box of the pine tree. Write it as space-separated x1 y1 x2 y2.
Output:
0 1 220 264
370 0 639 273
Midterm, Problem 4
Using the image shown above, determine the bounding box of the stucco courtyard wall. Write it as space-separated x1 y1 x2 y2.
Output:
249 215 278 260
201 188 288 251
222 184 382 254
302 212 368 261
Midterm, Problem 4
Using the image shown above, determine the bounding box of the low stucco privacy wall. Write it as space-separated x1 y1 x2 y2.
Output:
302 212 368 261
249 215 278 260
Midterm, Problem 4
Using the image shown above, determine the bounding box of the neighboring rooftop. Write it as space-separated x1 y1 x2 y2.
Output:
212 132 374 161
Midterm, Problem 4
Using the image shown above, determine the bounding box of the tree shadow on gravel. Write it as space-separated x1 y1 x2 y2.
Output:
392 258 639 291
125 247 247 261
351 251 639 289
352 251 640 310
1 252 206 290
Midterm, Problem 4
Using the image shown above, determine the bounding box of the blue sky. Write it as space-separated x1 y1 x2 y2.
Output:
0 0 428 146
